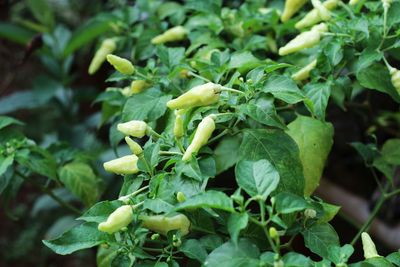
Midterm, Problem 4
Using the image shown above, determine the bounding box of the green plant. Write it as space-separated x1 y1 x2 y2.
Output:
2 0 400 266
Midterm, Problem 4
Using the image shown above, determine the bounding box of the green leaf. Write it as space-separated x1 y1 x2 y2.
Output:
304 83 331 120
111 254 133 267
185 0 222 15
263 75 305 104
0 155 14 178
26 0 54 28
180 239 208 263
16 147 57 180
324 40 343 67
227 212 249 244
387 1 400 28
143 198 174 213
235 159 280 200
43 222 114 255
64 16 113 56
239 129 305 195
97 245 119 267
175 190 234 212
58 162 99 207
354 49 383 74
356 63 400 103
78 201 122 223
228 51 261 73
239 103 286 129
204 239 260 267
318 202 341 223
282 252 312 267
386 252 400 266
302 223 340 259
364 257 394 267
156 46 185 69
286 115 334 196
0 116 24 130
381 139 400 165
0 22 36 44
274 192 310 214
214 136 241 174
122 88 172 122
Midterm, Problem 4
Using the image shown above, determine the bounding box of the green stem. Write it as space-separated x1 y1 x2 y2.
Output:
118 185 149 202
15 170 81 215
159 151 182 155
220 86 246 95
187 71 211 83
258 200 278 254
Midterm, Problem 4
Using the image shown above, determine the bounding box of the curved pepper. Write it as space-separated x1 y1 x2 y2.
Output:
151 26 187 45
88 38 116 75
103 155 139 175
106 54 135 75
296 0 338 29
117 120 148 138
98 205 133 234
167 83 221 110
279 23 328 56
292 59 317 81
140 213 190 236
182 115 216 161
173 110 185 138
281 0 308 22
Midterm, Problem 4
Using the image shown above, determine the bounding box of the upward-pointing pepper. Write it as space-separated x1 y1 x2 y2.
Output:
167 83 221 110
182 115 216 161
88 39 116 75
279 23 328 56
281 0 308 22
361 232 381 259
388 66 400 94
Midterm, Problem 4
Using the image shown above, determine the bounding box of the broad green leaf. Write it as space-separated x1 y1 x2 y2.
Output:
324 40 343 67
263 75 305 104
239 129 305 195
156 46 185 69
59 162 99 207
78 201 122 223
122 88 172 122
111 254 133 267
204 239 260 267
356 63 400 103
0 116 24 130
227 212 249 244
0 155 14 178
386 252 400 266
180 239 208 263
26 0 54 28
364 257 394 267
43 222 114 255
381 139 400 165
286 115 334 196
16 147 57 180
185 0 222 14
274 192 310 214
235 159 280 200
302 223 340 259
387 1 400 27
354 49 383 74
214 135 241 174
318 202 341 223
175 190 234 212
304 83 331 120
97 245 119 267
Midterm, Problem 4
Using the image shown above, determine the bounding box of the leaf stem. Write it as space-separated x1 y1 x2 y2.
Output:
220 86 246 95
187 71 211 83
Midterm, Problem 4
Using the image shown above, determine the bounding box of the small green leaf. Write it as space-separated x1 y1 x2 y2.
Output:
235 159 280 200
78 201 122 223
227 212 248 244
143 198 174 213
180 239 208 263
214 136 241 174
304 83 331 120
263 75 304 104
274 192 310 214
0 116 24 130
43 222 114 255
239 103 286 129
381 139 400 165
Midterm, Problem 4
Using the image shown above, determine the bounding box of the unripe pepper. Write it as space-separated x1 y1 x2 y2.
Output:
182 115 216 161
292 59 317 81
140 213 190 236
311 0 331 20
279 23 328 56
88 38 116 75
106 54 135 75
388 66 400 94
167 83 221 110
296 0 338 29
151 26 187 45
281 0 308 22
176 192 186 203
130 80 150 94
117 120 148 138
349 0 360 5
361 232 381 259
125 136 143 155
103 155 139 175
98 205 133 234
173 110 185 138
